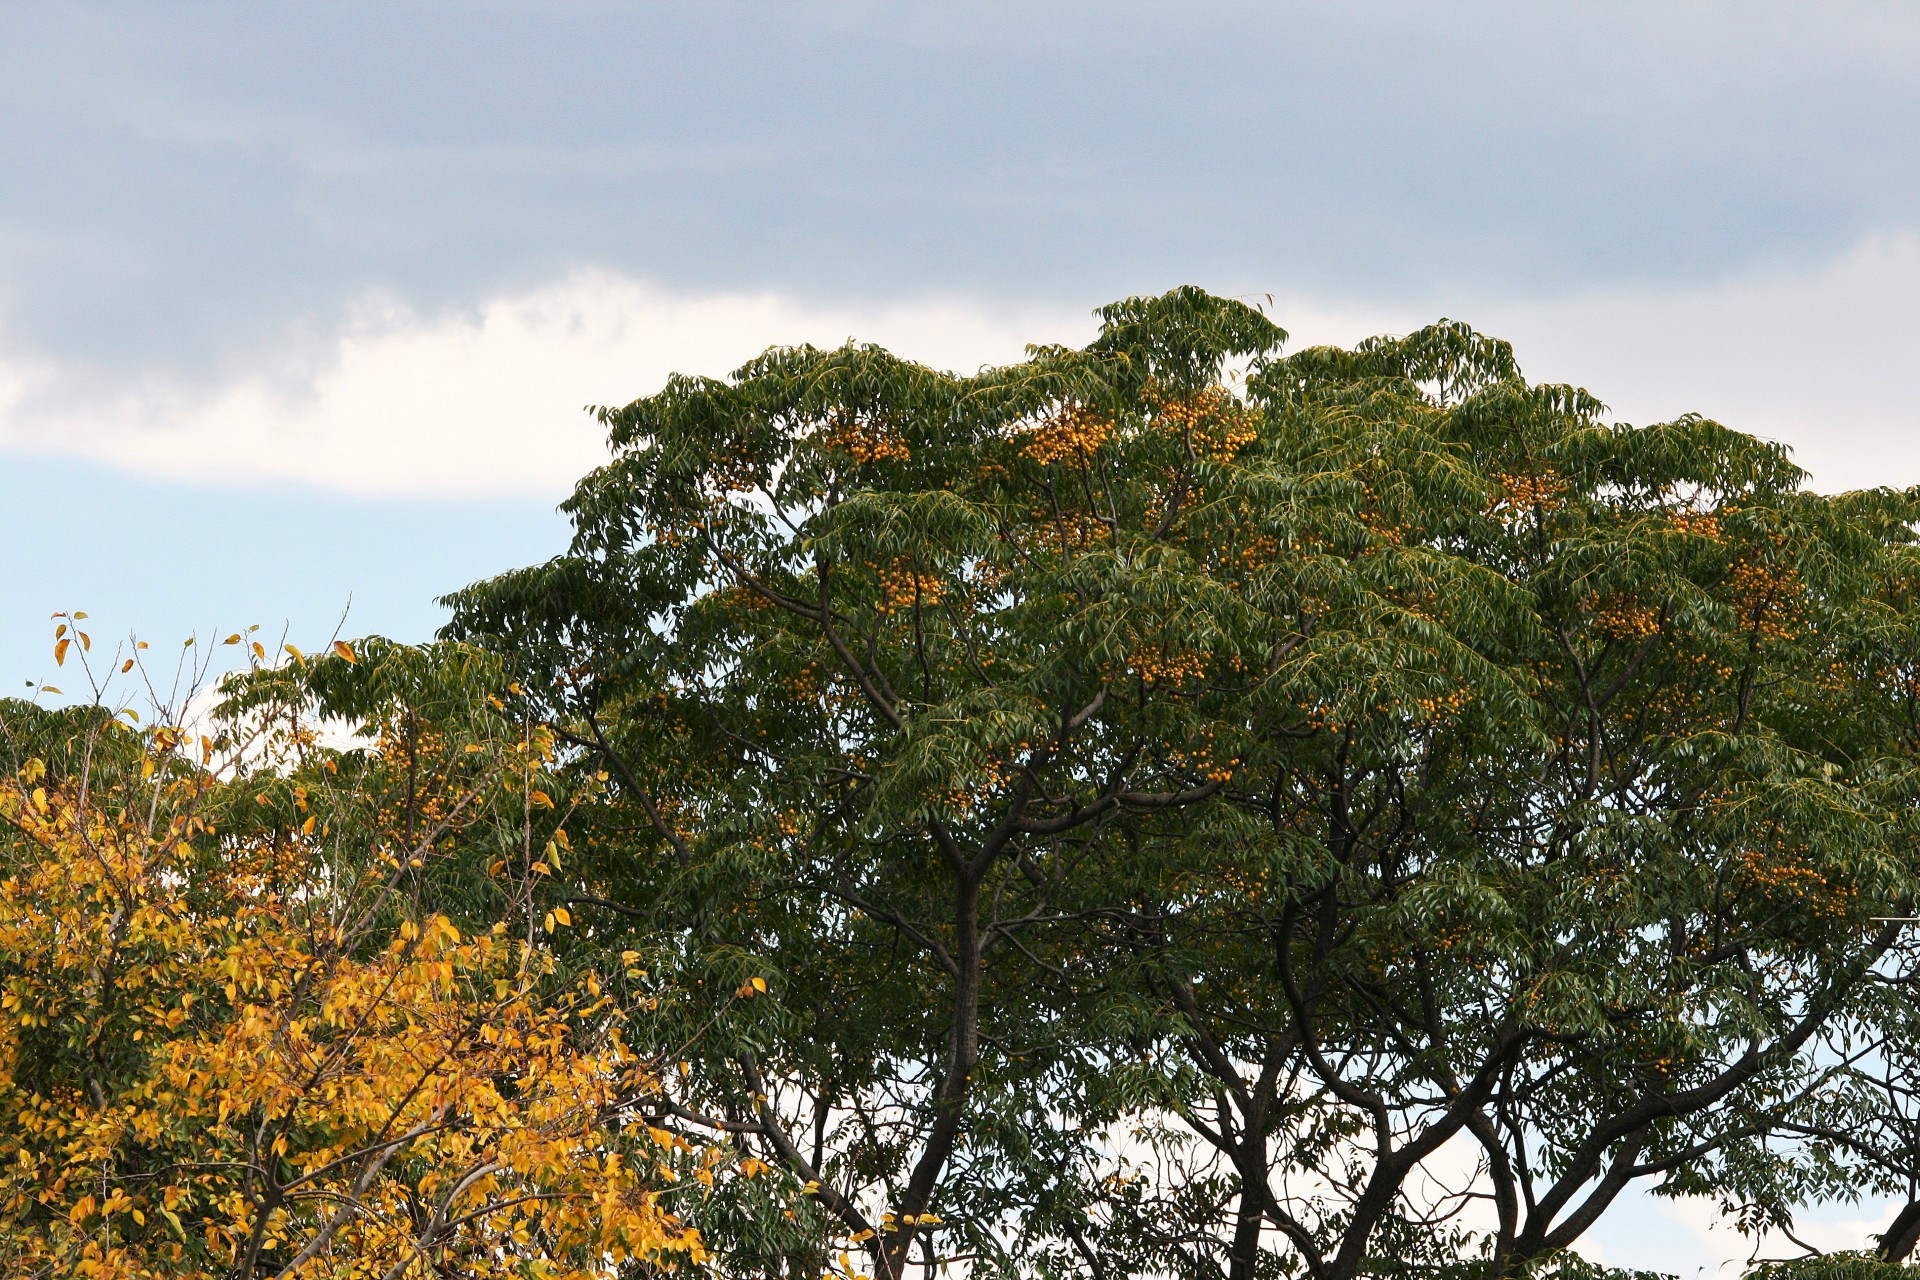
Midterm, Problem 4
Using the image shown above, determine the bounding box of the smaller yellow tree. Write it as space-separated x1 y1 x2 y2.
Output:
0 645 709 1279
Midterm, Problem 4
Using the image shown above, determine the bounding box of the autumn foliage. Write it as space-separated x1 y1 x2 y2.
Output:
0 658 707 1279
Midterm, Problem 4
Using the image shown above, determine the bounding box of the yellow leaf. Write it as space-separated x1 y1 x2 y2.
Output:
332 640 358 664
751 976 767 993
553 906 571 927
39 685 61 695
543 911 557 933
79 631 90 651
53 637 69 666
285 643 304 660
120 658 135 673
251 642 266 660
224 633 242 645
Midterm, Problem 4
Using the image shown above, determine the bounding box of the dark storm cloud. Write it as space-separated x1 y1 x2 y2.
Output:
3 0 1918 377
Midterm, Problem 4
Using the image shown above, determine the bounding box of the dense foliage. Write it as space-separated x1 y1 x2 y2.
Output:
10 288 1920 1280
0 641 710 1278
442 289 1920 1280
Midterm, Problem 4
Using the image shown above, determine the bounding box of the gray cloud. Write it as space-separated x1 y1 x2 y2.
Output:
4 1 1919 383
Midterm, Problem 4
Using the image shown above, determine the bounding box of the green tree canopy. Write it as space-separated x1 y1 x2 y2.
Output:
435 288 1920 1280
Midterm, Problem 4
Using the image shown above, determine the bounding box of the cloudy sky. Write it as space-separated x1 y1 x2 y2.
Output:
5 1 1920 1267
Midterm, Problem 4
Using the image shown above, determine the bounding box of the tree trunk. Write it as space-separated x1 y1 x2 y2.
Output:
1880 1200 1920 1263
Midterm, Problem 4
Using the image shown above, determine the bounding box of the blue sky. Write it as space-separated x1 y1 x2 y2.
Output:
4 7 1919 1263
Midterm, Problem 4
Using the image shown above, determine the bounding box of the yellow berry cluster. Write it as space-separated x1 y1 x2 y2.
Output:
820 411 912 464
874 560 946 615
371 722 471 843
1413 687 1473 723
1726 557 1803 639
1231 532 1281 570
703 449 760 495
1162 736 1240 784
1668 510 1722 541
1587 594 1662 640
1008 509 1112 557
1124 644 1208 687
935 753 1023 816
782 663 822 701
1736 845 1856 919
968 556 1013 593
1353 482 1416 546
1148 384 1257 461
1214 865 1269 900
1488 470 1569 523
1019 405 1113 465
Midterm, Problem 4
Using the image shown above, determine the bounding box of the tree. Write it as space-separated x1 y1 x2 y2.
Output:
425 287 1920 1280
1063 325 1920 1279
442 288 1294 1278
0 636 714 1278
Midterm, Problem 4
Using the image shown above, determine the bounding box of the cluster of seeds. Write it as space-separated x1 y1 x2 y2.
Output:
1162 736 1240 785
702 446 760 495
1009 509 1112 557
819 411 911 464
1148 384 1257 461
1668 510 1723 540
1736 845 1856 919
1488 470 1570 524
935 755 1021 817
1124 644 1208 687
1019 405 1113 465
1587 594 1662 640
873 560 946 615
371 721 469 845
1726 556 1803 639
1413 687 1473 723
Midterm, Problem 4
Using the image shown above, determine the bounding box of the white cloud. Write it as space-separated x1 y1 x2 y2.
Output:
1639 1189 1898 1275
1477 234 1920 494
1244 235 1920 495
3 237 1920 498
0 276 1092 498
1275 234 1920 495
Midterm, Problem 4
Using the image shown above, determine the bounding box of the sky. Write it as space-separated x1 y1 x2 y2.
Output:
5 3 1920 1267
